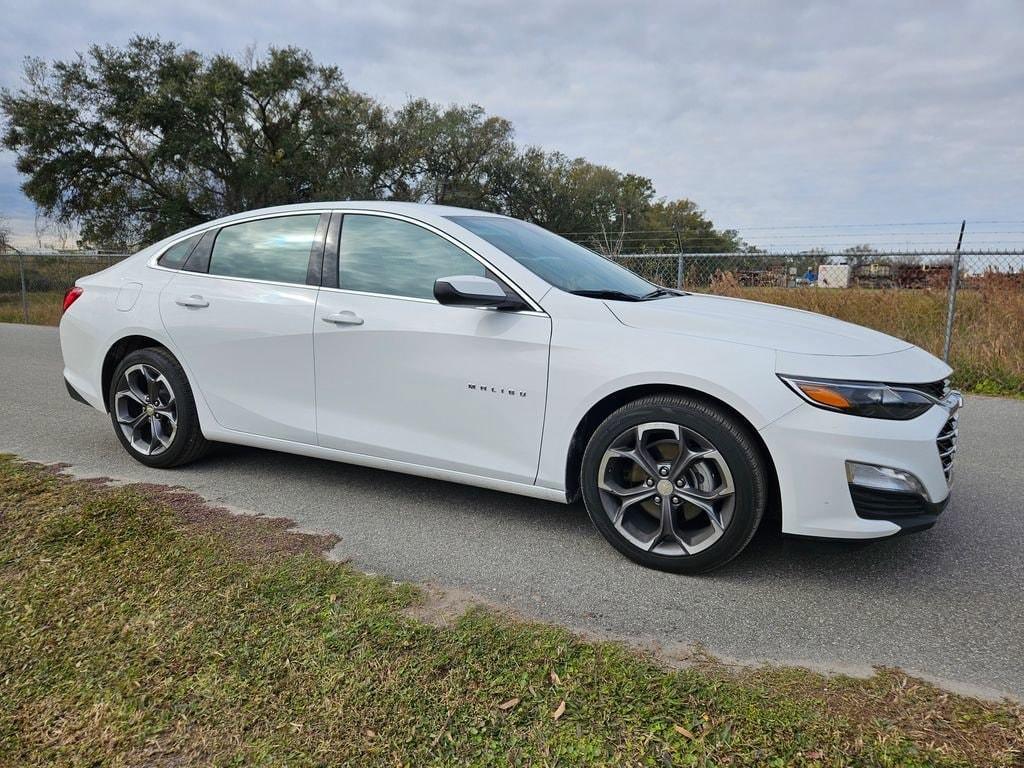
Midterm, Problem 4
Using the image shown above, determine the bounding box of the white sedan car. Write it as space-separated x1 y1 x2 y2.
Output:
59 202 961 572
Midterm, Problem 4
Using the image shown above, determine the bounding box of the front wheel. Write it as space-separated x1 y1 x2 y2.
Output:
580 394 767 574
108 347 210 468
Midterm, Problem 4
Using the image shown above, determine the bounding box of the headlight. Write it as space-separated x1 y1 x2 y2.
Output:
778 376 935 420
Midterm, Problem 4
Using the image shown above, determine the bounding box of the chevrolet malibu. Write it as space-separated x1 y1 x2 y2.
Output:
59 202 962 573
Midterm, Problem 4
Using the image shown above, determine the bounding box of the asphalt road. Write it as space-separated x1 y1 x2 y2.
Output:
2 323 1022 699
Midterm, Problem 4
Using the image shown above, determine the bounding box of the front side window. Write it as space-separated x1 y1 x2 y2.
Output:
208 215 320 284
338 214 485 300
447 215 657 299
157 233 202 270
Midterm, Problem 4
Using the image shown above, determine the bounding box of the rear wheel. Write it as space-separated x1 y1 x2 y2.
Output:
580 394 767 573
108 347 209 468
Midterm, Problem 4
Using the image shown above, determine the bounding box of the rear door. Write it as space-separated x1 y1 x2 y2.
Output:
159 212 328 445
313 212 551 484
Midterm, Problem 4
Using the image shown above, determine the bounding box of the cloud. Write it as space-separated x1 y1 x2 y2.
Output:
0 0 1021 247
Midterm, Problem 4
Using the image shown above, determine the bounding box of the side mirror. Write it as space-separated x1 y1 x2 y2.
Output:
433 275 529 311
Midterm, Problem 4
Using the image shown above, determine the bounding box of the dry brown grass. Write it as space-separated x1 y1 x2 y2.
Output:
0 291 62 326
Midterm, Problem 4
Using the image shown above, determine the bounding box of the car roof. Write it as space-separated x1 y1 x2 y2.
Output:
200 201 502 229
140 201 507 260
134 200 555 303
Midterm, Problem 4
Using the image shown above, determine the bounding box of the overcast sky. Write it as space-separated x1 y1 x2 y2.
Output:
0 0 1021 249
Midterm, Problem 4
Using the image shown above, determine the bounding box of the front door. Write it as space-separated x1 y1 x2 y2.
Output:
314 213 551 484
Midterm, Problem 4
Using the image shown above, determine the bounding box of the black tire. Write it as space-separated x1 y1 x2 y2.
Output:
108 346 210 468
580 394 767 574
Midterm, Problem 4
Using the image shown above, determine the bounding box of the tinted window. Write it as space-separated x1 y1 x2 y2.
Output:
448 215 654 298
208 215 320 283
157 233 202 270
338 215 485 300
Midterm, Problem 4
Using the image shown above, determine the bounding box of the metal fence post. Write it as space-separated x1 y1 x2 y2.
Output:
942 220 966 363
16 251 29 324
676 253 684 290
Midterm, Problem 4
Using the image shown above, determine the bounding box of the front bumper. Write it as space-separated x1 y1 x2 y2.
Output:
760 401 955 540
848 484 949 534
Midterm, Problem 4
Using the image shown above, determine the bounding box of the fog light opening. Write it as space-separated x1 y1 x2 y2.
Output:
845 461 930 500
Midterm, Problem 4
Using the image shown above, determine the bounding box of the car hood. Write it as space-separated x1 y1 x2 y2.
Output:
605 293 913 357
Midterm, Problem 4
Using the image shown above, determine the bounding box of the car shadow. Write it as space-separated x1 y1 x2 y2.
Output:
197 443 956 588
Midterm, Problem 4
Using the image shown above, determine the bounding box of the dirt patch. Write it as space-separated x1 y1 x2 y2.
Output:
402 582 498 627
31 461 340 560
130 482 341 558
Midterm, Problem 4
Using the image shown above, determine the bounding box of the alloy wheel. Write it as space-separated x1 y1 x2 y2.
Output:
114 364 177 456
597 421 736 556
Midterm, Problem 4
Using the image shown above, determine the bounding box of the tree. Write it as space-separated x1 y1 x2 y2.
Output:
2 38 380 247
0 215 10 253
488 148 659 251
34 211 73 250
382 100 515 208
2 37 740 254
642 199 742 254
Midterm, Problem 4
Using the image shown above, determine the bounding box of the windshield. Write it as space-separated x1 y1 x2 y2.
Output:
447 215 658 299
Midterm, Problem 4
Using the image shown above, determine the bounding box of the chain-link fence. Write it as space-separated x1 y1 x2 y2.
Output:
610 250 1024 291
0 252 126 326
2 246 1023 395
609 250 1024 395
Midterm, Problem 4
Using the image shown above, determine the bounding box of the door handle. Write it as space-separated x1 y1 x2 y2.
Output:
322 310 364 326
175 294 209 308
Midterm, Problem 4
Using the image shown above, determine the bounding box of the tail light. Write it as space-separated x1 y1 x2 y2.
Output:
62 286 84 314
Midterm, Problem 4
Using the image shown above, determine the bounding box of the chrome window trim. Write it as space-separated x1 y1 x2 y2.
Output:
153 231 204 271
146 209 334 277
150 269 323 292
146 207 546 314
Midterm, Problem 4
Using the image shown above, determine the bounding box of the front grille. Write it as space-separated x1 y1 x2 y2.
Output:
915 378 951 400
888 377 949 399
894 377 957 485
936 412 958 484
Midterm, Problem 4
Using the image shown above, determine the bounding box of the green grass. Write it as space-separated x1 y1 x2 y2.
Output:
1 456 1021 766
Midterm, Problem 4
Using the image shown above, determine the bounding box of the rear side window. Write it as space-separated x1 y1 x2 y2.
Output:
338 214 485 300
157 233 202 270
208 215 320 284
